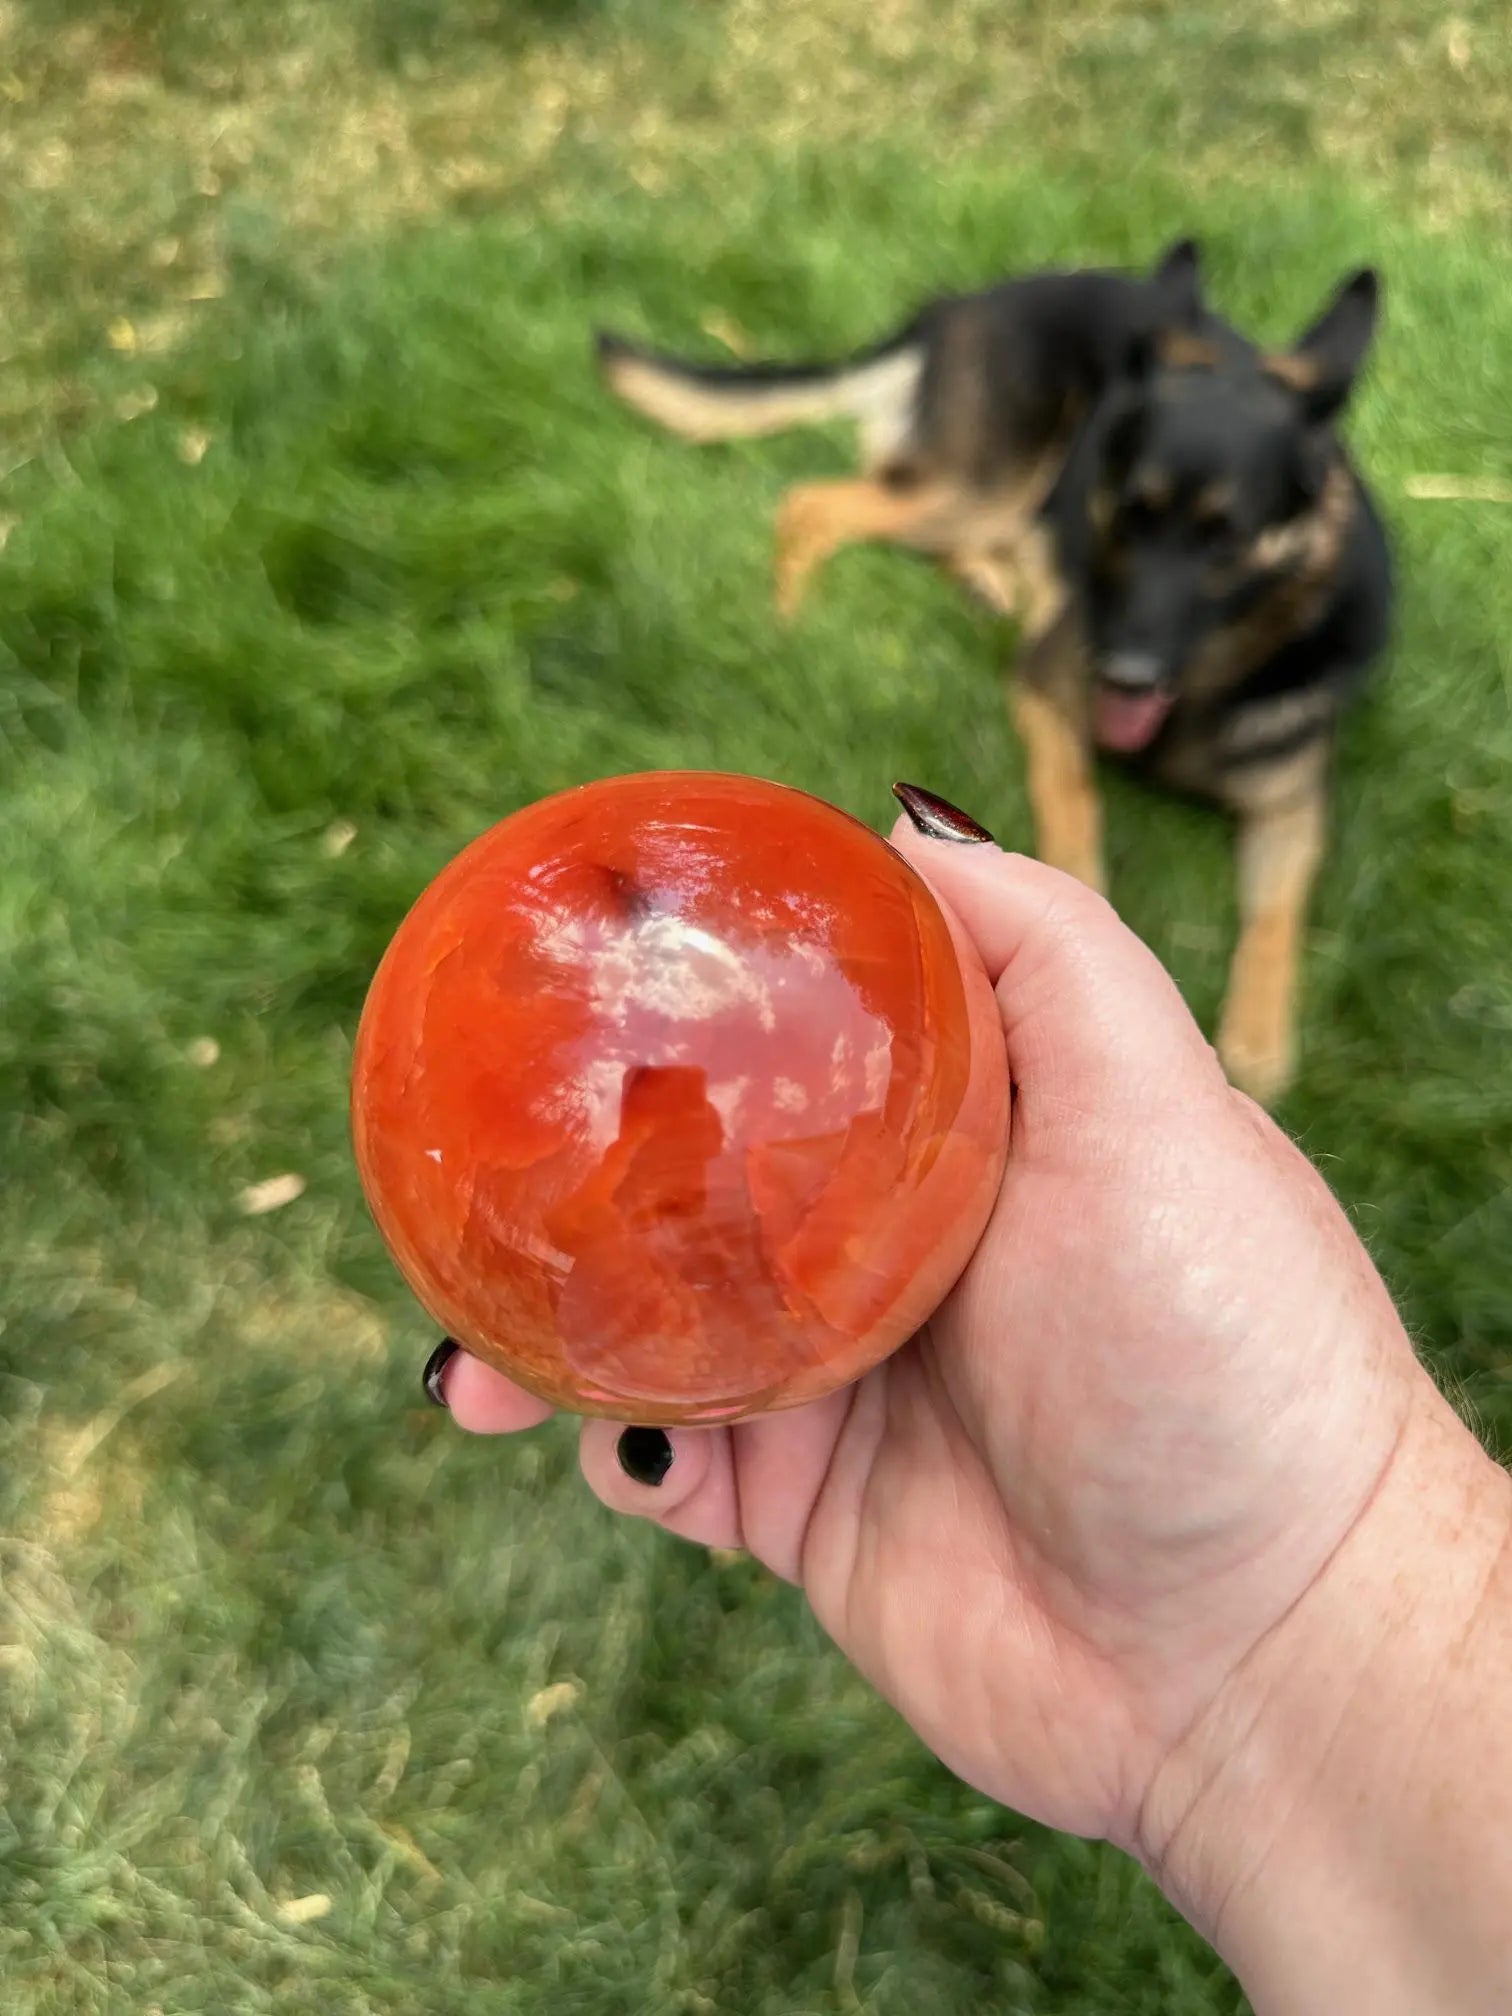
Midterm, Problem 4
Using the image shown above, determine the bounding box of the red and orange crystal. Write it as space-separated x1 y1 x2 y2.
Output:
351 772 1009 1424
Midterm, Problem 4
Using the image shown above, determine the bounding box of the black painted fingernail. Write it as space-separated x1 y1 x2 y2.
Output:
423 1337 460 1408
892 782 995 844
617 1426 674 1487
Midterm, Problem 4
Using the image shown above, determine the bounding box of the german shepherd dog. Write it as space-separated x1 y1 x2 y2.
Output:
595 240 1391 1101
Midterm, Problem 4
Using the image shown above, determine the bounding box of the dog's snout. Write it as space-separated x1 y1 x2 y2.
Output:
1101 651 1166 693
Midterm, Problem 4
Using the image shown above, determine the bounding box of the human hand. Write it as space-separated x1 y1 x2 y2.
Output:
423 794 1512 2007
427 793 1511 2005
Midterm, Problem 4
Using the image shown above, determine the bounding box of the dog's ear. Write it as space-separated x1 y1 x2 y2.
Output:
1149 238 1204 326
1116 239 1204 382
1268 268 1380 424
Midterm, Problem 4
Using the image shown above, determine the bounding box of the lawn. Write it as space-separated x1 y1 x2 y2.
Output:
2 2 1511 2011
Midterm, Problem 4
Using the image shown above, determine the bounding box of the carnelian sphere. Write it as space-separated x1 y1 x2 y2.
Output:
351 771 1009 1424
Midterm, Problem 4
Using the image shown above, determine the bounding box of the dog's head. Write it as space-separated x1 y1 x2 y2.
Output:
1055 262 1379 753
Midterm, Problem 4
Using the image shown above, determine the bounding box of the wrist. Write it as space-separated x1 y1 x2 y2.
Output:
1140 1374 1512 2013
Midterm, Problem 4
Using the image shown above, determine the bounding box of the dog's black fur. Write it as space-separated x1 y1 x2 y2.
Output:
596 241 1392 1097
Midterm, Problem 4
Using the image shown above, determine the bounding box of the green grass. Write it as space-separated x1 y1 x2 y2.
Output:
3 3 1511 2010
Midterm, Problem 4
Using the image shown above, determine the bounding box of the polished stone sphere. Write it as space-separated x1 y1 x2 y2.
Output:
352 772 1008 1423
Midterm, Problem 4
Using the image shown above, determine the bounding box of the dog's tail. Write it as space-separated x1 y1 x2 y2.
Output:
595 329 923 448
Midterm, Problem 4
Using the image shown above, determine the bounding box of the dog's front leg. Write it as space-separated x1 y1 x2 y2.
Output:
1011 617 1106 895
1217 767 1328 1105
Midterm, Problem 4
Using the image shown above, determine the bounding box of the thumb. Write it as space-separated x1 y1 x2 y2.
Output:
888 811 1228 1138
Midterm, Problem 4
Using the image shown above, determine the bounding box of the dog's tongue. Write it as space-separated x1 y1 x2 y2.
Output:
1094 687 1174 753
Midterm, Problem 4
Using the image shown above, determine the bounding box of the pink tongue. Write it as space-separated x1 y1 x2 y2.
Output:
1094 686 1174 753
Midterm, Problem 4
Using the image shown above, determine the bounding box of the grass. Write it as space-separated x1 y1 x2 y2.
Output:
2 2 1511 2010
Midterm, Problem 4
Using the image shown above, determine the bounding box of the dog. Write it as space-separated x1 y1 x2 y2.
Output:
595 240 1392 1102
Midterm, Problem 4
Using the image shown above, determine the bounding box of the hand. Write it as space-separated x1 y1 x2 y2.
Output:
429 809 1512 2007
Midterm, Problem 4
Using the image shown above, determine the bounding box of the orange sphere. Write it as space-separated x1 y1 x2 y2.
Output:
351 772 1008 1424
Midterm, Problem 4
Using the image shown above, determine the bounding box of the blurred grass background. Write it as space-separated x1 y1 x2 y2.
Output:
2 2 1510 2010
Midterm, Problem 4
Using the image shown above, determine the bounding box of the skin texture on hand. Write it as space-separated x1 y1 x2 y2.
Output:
434 817 1507 1984
1145 1383 1512 2012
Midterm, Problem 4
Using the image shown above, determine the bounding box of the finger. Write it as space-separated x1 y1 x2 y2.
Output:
889 816 1226 1116
726 1386 859 1584
583 1390 858 1579
579 1420 745 1551
441 1347 557 1433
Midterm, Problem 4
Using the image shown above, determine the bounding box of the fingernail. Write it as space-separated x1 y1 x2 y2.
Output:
892 782 995 844
617 1426 674 1487
422 1337 460 1408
